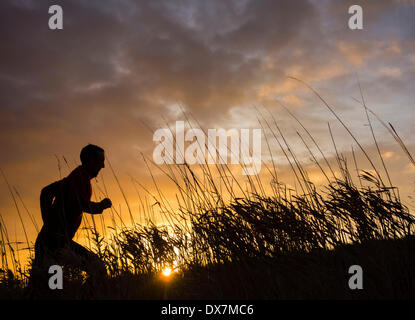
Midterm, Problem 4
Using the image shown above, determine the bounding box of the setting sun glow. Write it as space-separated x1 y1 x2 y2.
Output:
161 267 172 278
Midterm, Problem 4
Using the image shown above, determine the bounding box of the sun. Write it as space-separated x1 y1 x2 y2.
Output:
161 267 172 278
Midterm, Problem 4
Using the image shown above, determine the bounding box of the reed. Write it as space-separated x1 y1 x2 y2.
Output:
1 81 414 299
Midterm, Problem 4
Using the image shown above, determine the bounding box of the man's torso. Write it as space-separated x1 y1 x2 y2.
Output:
43 165 91 241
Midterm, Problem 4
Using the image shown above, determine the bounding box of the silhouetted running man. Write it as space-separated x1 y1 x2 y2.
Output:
30 144 112 293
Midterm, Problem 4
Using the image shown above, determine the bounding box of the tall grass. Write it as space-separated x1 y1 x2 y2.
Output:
1 80 415 299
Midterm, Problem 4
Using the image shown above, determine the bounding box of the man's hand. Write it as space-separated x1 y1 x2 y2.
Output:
100 198 112 211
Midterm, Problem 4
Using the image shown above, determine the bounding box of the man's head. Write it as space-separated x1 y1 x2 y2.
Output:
80 144 105 178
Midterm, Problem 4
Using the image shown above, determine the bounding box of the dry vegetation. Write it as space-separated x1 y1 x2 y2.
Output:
1 82 415 299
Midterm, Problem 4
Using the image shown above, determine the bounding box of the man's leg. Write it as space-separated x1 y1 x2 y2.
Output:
67 240 107 298
27 235 45 296
68 240 107 278
27 232 62 298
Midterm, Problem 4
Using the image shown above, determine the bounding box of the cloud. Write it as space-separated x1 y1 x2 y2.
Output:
382 151 395 159
379 67 402 77
337 41 371 66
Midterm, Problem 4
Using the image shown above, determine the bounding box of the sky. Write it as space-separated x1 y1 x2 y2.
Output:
1 0 415 264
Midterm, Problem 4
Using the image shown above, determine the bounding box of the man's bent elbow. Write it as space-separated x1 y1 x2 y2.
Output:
40 187 50 207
